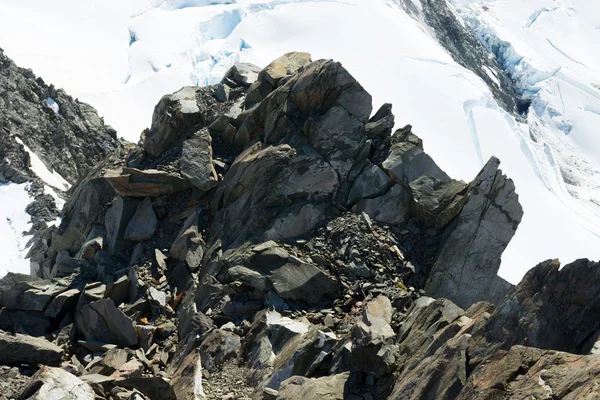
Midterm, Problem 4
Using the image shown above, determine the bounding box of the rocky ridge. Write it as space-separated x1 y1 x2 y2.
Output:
0 47 122 240
0 52 598 399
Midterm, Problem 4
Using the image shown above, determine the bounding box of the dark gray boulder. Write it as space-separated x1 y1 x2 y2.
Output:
382 140 450 184
105 196 140 255
124 197 158 241
76 299 138 347
365 103 395 138
262 326 338 390
44 288 80 319
170 211 206 271
271 263 339 305
180 130 218 191
0 331 63 366
409 176 468 229
198 329 241 372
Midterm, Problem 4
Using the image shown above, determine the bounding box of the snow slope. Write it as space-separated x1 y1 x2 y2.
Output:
0 0 598 283
0 183 34 277
449 0 600 217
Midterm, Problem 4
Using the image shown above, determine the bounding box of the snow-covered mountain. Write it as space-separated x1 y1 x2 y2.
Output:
0 0 598 283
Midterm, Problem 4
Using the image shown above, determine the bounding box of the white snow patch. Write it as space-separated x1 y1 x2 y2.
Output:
14 137 71 191
483 66 500 87
0 183 33 278
43 97 60 115
266 310 310 334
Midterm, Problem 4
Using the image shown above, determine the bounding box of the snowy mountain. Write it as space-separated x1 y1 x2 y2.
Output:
0 0 599 282
0 48 121 277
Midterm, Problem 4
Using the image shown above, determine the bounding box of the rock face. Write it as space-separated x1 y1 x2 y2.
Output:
53 174 116 253
169 351 205 400
391 334 470 399
105 196 140 255
425 157 523 309
416 0 520 113
409 176 467 229
485 258 600 354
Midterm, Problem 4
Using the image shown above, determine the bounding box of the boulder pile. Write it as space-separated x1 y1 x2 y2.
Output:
0 52 598 399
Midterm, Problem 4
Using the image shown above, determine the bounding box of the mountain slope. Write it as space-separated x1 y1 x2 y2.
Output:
0 55 598 399
0 48 122 277
0 0 598 282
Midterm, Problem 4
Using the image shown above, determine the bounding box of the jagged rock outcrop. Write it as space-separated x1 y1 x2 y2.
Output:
425 157 523 309
1 52 596 400
208 58 375 250
76 299 138 347
485 258 600 354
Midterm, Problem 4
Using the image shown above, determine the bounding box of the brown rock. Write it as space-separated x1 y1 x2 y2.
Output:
426 157 522 309
104 167 191 197
458 345 600 400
